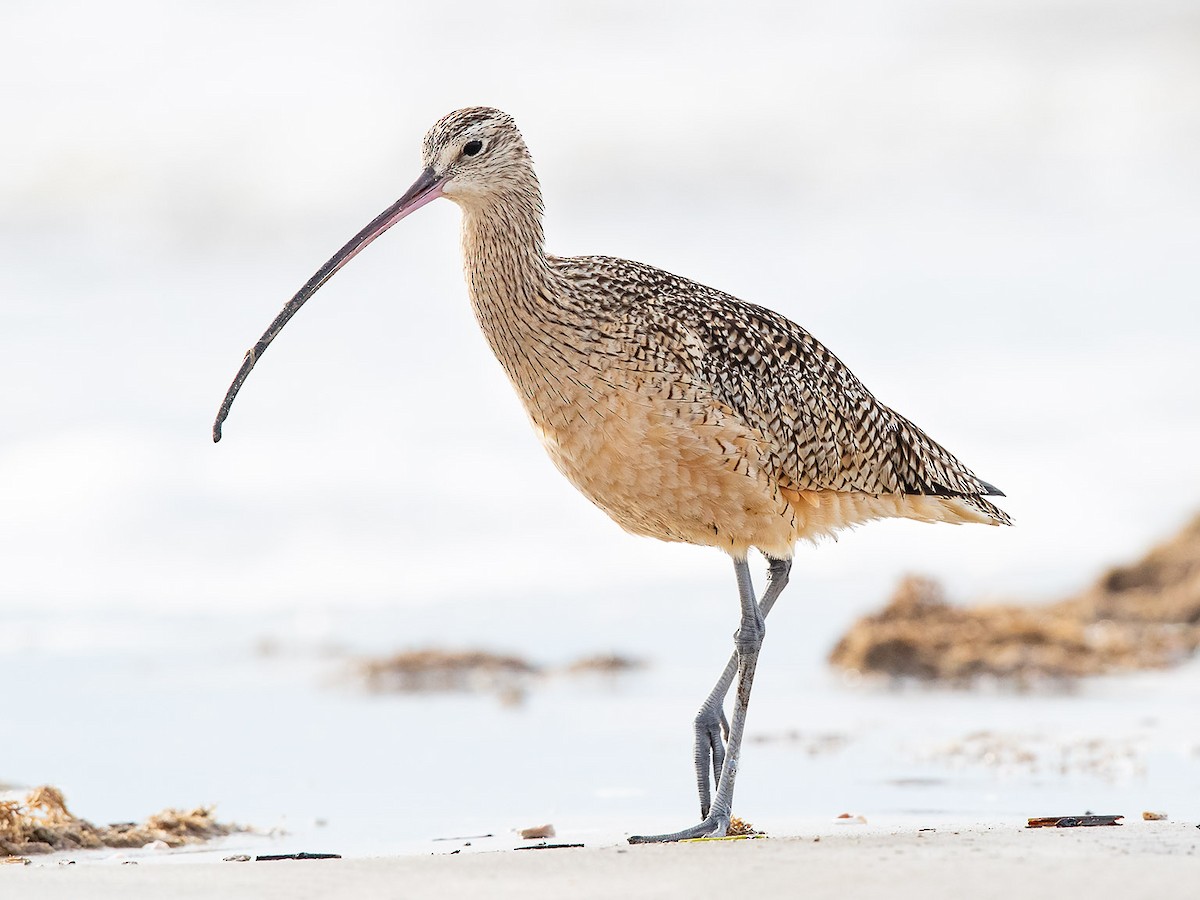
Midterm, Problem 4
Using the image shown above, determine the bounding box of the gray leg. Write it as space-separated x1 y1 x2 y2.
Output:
693 557 790 819
628 555 790 844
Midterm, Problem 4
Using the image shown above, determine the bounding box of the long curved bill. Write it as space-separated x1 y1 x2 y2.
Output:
212 166 446 442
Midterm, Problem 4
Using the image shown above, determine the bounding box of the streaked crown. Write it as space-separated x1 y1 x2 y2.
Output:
422 107 538 205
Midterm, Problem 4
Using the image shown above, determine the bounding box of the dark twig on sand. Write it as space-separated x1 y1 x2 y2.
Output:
255 852 342 861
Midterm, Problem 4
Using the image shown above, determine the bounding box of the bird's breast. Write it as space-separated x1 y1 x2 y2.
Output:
518 367 799 557
467 280 797 555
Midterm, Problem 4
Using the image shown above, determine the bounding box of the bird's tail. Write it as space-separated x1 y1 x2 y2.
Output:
950 493 1013 526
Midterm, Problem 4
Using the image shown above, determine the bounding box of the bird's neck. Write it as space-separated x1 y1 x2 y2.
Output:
459 187 550 305
459 188 584 403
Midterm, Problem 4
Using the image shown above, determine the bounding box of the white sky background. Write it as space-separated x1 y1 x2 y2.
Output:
1 0 1199 624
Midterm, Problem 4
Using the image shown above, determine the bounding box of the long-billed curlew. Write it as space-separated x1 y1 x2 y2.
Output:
213 107 1010 843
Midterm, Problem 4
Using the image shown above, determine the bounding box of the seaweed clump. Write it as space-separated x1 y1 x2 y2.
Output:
361 648 539 694
0 785 240 856
830 514 1200 683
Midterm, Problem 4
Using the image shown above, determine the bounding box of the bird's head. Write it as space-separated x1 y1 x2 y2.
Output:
419 107 536 206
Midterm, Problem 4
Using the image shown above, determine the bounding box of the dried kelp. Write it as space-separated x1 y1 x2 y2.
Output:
361 648 539 694
830 514 1200 682
0 785 240 855
359 648 646 700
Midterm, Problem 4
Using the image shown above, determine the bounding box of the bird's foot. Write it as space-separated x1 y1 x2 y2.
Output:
693 703 729 817
627 811 730 844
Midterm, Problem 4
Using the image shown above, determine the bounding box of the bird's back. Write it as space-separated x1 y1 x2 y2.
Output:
549 254 1011 535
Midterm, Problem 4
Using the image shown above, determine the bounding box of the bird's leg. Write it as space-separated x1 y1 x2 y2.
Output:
628 556 788 844
693 557 790 819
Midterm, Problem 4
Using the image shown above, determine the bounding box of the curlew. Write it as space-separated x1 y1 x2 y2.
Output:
213 107 1010 843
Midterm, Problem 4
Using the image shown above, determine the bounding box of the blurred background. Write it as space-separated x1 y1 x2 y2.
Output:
2 0 1198 856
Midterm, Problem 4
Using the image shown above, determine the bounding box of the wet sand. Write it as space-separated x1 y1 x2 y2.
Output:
5 820 1199 899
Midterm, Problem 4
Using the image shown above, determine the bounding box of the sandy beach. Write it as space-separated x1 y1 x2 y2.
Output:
6 820 1199 899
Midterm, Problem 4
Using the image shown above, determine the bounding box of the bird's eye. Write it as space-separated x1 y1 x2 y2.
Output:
463 140 484 157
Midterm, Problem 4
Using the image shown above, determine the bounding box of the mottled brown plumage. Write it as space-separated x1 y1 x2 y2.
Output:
212 106 1010 844
434 107 1009 560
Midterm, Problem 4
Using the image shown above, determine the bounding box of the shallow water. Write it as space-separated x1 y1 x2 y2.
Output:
3 605 1197 860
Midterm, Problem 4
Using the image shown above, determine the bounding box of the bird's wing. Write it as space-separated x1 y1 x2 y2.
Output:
639 271 999 500
687 296 1003 499
555 255 1003 503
